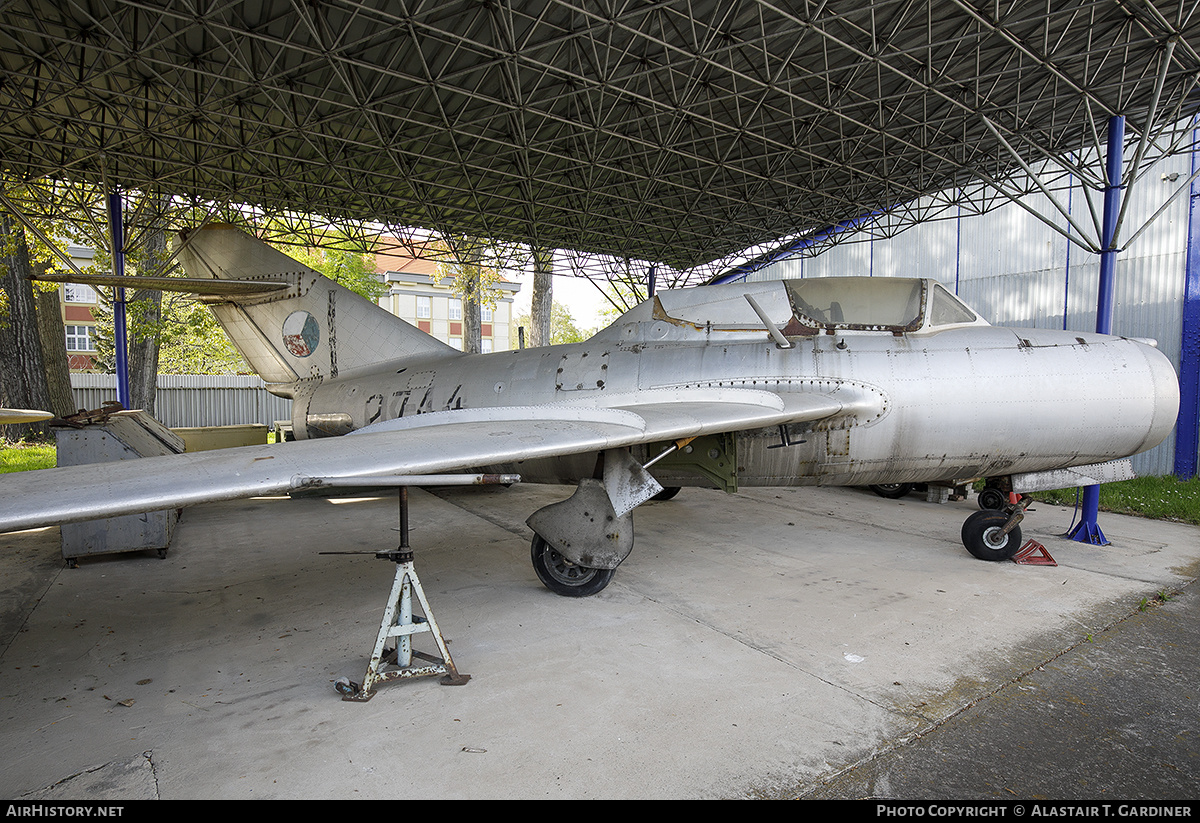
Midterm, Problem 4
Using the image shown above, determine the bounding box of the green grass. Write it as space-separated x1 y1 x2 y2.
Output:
0 441 57 473
1027 475 1200 526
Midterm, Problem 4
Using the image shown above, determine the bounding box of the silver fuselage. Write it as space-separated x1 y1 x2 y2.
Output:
291 317 1179 490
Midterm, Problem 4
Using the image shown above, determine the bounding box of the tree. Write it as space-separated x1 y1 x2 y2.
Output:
513 301 593 347
35 287 74 416
530 247 554 348
3 184 182 411
594 280 645 328
428 235 509 354
0 210 55 441
125 200 174 412
0 179 92 433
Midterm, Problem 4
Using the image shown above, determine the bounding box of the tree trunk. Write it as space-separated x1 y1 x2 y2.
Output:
35 287 75 417
531 247 553 347
458 238 484 354
463 275 482 354
0 212 54 441
126 288 161 413
127 221 166 413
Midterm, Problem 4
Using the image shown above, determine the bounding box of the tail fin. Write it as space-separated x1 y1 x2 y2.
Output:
178 224 456 384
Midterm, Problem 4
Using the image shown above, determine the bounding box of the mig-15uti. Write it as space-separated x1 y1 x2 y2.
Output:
0 224 1180 596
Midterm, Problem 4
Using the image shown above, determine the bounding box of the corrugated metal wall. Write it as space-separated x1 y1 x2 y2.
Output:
70 374 293 429
743 148 1194 476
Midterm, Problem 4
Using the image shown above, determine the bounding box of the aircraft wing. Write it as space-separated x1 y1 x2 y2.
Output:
0 387 854 534
0 408 54 424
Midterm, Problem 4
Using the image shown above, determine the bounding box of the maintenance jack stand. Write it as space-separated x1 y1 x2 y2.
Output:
335 488 470 701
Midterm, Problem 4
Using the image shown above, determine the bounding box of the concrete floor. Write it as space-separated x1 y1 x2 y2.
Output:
1 482 1197 800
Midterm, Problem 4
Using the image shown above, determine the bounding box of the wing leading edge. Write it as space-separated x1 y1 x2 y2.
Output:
0 387 854 534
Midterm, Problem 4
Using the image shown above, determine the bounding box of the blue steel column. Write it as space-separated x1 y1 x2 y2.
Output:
1069 115 1124 544
1177 124 1200 479
108 190 130 409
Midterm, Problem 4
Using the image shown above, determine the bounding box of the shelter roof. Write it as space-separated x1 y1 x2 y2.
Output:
2 1 1199 277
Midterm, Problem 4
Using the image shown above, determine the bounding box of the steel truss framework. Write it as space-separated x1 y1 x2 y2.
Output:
3 0 1200 292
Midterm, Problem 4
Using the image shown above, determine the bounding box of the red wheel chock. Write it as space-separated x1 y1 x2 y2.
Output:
1012 539 1057 566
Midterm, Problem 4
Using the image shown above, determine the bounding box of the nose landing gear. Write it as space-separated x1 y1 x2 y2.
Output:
960 494 1032 561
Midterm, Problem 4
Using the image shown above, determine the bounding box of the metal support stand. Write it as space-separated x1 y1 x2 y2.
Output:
107 189 131 410
1070 115 1124 546
335 488 470 702
1066 491 1110 546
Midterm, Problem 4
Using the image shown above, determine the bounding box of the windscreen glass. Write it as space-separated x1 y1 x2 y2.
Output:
927 283 978 326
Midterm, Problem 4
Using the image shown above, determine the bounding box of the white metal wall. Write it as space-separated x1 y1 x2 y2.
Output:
70 374 293 429
743 149 1193 476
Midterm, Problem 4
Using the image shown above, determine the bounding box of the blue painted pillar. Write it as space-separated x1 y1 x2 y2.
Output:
1069 115 1125 544
108 190 130 409
1178 126 1200 479
648 263 657 297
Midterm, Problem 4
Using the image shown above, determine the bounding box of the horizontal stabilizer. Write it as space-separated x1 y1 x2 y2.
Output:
32 271 291 297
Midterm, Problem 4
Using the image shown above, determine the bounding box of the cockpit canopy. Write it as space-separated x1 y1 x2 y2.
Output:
649 276 984 337
784 277 979 333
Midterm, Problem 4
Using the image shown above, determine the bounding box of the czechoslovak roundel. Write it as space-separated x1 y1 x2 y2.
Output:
282 311 320 357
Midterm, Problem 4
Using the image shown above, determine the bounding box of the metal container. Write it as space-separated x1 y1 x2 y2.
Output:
55 411 185 565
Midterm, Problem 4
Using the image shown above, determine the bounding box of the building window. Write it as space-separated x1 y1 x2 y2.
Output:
481 339 493 353
449 337 463 351
416 295 432 318
65 325 95 352
480 305 494 322
63 283 97 303
449 298 462 320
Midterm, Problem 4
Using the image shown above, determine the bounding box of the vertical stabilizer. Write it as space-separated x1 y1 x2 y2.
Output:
178 225 456 384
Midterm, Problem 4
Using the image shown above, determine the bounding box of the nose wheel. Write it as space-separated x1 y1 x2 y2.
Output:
961 509 1024 561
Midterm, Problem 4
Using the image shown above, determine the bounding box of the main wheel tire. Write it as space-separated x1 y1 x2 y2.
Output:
651 486 681 501
961 510 1023 561
977 487 1008 511
530 534 615 597
870 483 913 499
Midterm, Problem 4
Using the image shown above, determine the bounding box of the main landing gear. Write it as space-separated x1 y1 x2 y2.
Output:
528 481 684 597
525 447 674 598
869 482 914 499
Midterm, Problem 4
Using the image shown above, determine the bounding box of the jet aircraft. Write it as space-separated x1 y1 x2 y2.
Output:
0 225 1180 596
